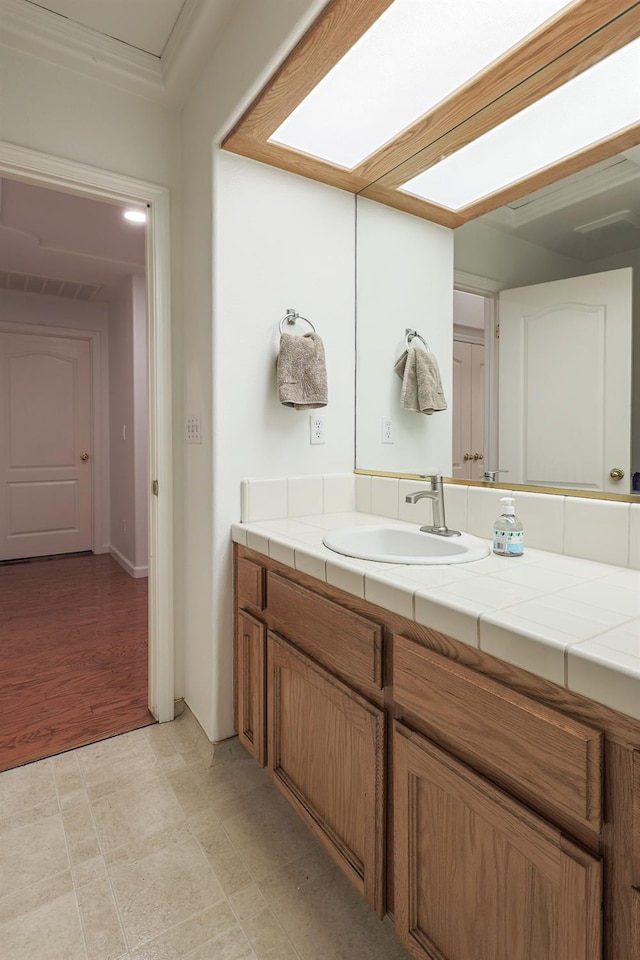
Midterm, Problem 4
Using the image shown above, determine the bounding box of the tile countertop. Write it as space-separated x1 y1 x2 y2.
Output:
231 511 640 723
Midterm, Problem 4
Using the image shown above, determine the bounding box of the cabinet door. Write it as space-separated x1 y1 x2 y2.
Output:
394 722 602 960
236 611 266 766
268 631 386 916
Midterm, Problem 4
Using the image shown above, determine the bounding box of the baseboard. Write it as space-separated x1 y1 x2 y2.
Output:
109 545 148 579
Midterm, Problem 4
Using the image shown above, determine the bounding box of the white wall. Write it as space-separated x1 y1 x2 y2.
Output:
108 276 148 576
356 197 453 476
211 152 356 739
179 0 338 740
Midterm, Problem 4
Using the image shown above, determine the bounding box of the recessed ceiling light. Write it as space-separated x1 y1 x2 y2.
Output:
123 209 147 223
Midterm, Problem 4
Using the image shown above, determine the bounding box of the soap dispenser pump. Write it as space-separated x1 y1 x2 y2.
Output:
493 496 524 557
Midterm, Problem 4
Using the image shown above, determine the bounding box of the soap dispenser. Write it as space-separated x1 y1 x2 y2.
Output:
493 496 524 557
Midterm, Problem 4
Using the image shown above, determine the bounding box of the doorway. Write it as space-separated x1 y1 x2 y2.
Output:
0 141 174 752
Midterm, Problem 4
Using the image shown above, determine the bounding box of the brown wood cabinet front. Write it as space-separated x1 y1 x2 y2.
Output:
267 631 386 916
393 721 602 960
235 610 266 766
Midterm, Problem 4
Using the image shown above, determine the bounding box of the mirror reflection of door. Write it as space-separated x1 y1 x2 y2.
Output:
499 268 632 494
452 291 485 480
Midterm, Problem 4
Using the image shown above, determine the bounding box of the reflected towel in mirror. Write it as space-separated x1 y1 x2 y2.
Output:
277 332 328 409
394 346 447 414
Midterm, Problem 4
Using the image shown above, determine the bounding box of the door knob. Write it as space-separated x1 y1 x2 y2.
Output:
463 453 472 461
80 453 90 462
473 453 483 461
609 467 624 481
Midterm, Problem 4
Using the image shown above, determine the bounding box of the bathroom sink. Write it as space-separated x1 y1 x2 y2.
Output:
322 525 490 565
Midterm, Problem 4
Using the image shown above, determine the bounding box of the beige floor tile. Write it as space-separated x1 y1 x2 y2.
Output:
0 870 73 927
189 810 253 895
0 890 87 960
0 810 69 900
76 731 157 791
73 856 108 889
0 758 57 819
193 761 269 820
77 876 127 960
222 789 319 881
62 795 102 864
182 925 256 960
271 869 394 960
229 884 268 922
105 821 194 871
242 907 299 960
0 796 59 834
254 842 337 905
164 766 212 818
129 902 237 960
90 773 184 853
110 838 225 950
52 751 85 798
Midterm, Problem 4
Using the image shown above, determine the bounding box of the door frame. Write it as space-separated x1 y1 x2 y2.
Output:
0 140 174 723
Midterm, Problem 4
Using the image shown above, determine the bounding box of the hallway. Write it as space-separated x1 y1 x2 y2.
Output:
0 553 152 773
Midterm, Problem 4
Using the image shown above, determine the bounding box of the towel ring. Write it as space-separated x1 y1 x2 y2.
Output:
405 328 430 351
279 309 317 335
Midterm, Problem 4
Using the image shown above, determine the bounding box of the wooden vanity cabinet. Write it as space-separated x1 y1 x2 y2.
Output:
267 630 386 915
394 721 602 960
233 545 640 959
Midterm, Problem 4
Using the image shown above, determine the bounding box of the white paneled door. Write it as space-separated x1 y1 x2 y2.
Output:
0 331 93 560
452 339 485 480
498 268 632 494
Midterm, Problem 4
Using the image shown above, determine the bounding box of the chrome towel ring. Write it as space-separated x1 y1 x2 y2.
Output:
405 327 430 351
279 308 317 335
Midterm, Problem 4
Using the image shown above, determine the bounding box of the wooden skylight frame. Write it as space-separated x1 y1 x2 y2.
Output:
222 0 640 227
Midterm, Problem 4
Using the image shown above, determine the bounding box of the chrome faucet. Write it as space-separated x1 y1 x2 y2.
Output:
405 475 461 538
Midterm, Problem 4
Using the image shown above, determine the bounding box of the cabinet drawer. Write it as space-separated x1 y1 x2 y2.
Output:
237 557 265 610
267 572 383 697
634 750 640 886
394 635 603 830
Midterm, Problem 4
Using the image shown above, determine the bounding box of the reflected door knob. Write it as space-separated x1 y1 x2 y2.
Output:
80 453 90 462
463 453 472 461
609 467 624 481
473 453 483 461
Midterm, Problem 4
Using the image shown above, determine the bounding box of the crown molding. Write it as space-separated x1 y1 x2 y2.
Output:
161 0 238 105
0 0 166 102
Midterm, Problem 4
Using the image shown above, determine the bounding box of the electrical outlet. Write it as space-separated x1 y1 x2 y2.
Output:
186 415 202 444
381 417 394 443
309 414 325 444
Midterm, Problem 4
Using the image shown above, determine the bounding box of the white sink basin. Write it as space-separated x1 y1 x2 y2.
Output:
323 525 490 565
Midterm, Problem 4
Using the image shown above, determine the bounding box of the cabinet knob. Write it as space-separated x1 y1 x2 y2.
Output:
609 467 624 481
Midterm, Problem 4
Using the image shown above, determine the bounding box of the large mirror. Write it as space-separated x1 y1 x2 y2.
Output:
355 145 640 497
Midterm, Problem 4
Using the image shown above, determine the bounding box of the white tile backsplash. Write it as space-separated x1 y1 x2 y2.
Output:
355 474 372 513
563 497 630 567
323 474 356 513
466 486 513 539
513 491 564 554
370 476 400 519
242 478 288 522
443 483 468 533
287 476 323 517
629 503 640 570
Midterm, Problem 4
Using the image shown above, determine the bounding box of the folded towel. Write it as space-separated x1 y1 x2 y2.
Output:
394 346 447 415
277 333 328 409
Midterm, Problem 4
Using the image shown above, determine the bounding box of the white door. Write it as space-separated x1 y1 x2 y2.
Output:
498 268 632 494
452 340 485 480
0 331 93 560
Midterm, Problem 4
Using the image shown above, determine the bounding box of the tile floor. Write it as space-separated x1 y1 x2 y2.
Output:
0 709 411 960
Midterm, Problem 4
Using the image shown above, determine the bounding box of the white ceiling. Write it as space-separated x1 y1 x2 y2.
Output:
26 0 188 56
0 177 146 303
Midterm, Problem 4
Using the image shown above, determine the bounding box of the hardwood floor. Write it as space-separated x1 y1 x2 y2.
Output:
0 553 154 773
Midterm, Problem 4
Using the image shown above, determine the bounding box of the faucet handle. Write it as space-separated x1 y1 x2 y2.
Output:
420 473 442 483
483 469 509 482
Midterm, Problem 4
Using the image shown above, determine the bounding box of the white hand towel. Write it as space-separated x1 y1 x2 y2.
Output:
277 332 328 409
394 346 447 414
